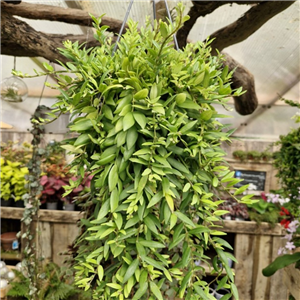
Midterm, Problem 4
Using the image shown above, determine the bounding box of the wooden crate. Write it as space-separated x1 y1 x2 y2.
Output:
283 262 300 299
0 207 81 266
216 220 288 300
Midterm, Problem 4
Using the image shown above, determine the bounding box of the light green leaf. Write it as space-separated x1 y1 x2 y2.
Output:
150 281 163 300
123 112 135 131
108 164 119 192
147 191 164 208
139 240 165 248
175 211 195 228
110 188 119 213
133 112 147 129
97 265 104 281
123 259 139 283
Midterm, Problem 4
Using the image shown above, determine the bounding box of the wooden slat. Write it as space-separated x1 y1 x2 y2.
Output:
52 223 79 266
270 236 288 300
251 235 272 300
0 207 82 223
234 233 255 300
36 221 52 261
213 220 284 236
284 263 300 300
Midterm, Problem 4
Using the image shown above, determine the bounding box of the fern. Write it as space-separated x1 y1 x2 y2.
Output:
7 271 30 299
45 282 74 300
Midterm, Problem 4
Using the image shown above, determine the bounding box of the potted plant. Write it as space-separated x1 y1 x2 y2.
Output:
260 151 273 162
246 150 261 161
218 198 249 221
15 4 254 299
40 163 70 210
0 158 28 207
63 173 93 211
232 150 247 161
247 193 281 225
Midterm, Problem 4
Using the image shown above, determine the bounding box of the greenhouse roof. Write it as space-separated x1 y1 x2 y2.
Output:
1 0 299 138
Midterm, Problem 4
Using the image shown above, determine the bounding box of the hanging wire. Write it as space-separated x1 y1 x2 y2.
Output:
152 0 156 24
37 64 51 107
112 0 134 56
13 56 16 71
163 0 179 51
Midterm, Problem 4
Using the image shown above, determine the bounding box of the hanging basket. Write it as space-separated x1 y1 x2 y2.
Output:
1 76 28 103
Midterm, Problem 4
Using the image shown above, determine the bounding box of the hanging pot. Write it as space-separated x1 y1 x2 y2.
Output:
1 76 28 103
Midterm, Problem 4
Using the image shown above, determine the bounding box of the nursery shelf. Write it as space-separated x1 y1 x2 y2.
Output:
0 251 22 261
0 207 81 223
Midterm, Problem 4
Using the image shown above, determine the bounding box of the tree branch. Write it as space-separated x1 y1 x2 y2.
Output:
177 1 260 49
223 53 258 115
1 12 69 63
209 1 295 55
1 1 126 34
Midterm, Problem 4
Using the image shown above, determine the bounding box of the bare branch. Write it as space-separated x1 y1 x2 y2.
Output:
1 12 69 63
223 53 258 115
1 1 126 34
177 1 260 49
209 1 295 55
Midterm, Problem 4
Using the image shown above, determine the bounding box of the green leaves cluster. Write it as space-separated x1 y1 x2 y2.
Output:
18 3 252 300
0 158 29 201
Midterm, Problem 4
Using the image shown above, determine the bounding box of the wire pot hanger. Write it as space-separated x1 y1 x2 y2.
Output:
112 0 179 56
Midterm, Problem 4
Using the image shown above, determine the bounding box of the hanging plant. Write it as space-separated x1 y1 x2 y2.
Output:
14 4 253 299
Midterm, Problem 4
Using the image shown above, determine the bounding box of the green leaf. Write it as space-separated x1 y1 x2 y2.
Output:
97 199 110 220
108 164 119 192
97 265 104 281
234 184 249 195
165 194 174 212
189 226 209 235
110 188 119 213
123 259 139 283
74 134 90 146
175 93 186 105
144 215 158 234
230 283 239 300
167 157 189 174
132 283 148 300
123 112 135 131
150 281 163 300
262 252 300 276
69 119 93 131
177 100 200 110
43 62 54 72
133 112 147 129
139 240 165 248
147 191 164 208
200 110 213 121
126 126 138 150
124 215 140 229
180 120 198 134
170 213 177 230
175 211 195 228
159 22 169 38
168 234 185 250
134 89 148 100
